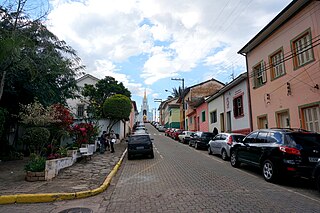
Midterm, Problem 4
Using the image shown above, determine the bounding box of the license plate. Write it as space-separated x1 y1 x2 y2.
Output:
309 157 320 162
136 146 144 150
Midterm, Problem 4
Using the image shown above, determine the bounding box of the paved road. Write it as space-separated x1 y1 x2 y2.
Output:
1 123 320 212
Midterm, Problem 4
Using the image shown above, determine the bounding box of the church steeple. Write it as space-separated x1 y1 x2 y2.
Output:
144 88 147 100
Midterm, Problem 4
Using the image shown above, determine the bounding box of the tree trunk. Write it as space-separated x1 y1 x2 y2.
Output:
0 71 6 102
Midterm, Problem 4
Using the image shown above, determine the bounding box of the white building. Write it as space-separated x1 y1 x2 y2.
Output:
66 74 128 140
206 73 251 135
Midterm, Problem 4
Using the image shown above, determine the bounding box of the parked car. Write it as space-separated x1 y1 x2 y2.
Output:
178 131 195 144
127 133 154 160
168 128 176 138
165 128 171 136
189 132 216 150
312 159 320 193
157 125 166 132
208 133 246 160
230 128 320 183
172 129 184 140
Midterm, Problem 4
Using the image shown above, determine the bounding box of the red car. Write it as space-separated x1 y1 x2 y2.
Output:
165 128 171 136
172 129 184 140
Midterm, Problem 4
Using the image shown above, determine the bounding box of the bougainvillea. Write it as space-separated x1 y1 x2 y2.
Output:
52 104 74 131
71 122 98 147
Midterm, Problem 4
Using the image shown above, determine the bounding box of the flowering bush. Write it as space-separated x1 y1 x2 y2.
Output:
71 122 98 147
52 104 74 131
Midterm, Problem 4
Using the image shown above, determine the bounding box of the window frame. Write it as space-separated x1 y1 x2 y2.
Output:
210 110 217 124
77 104 85 117
233 95 244 118
291 28 314 69
269 47 286 81
201 110 206 122
252 61 266 88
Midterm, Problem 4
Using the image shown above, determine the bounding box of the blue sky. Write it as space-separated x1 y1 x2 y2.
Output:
1 0 293 116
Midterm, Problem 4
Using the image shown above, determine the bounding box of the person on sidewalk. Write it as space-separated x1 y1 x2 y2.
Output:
99 131 107 154
109 130 117 153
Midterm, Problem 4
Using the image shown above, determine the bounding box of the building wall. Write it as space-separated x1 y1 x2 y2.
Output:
169 108 181 128
223 80 250 135
196 102 209 132
246 2 320 131
208 95 224 134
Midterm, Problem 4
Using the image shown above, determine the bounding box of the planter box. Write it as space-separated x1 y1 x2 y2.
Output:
25 171 45 182
45 157 75 180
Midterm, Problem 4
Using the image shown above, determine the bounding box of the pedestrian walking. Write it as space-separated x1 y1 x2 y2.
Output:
109 130 117 153
99 131 107 154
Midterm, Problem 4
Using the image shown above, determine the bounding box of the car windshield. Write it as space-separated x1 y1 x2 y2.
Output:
129 135 151 144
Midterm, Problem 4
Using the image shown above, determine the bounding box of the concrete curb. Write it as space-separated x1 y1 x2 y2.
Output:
0 148 127 205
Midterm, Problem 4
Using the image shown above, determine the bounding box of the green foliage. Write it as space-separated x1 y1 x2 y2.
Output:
21 127 50 155
0 107 8 139
82 76 131 118
24 154 46 172
103 94 132 120
0 3 82 117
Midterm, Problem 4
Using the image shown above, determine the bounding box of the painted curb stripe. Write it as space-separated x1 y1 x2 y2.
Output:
0 148 127 205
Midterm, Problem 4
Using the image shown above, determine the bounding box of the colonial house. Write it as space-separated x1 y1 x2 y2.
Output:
129 101 139 133
182 78 225 130
238 0 320 132
162 98 180 128
195 99 209 132
206 73 251 135
66 74 130 140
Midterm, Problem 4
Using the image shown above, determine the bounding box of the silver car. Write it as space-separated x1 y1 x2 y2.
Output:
208 133 246 160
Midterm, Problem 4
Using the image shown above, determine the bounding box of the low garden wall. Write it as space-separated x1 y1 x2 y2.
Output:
45 150 78 180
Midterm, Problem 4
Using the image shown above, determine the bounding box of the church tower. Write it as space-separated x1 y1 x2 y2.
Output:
140 89 151 122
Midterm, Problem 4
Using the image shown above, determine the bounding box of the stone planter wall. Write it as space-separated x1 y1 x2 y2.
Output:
25 171 45 182
45 156 75 180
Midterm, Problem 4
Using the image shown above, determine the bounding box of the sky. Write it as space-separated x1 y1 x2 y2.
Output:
2 0 293 116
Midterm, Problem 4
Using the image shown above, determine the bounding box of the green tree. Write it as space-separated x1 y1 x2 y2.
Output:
0 1 83 114
102 94 132 133
82 76 131 118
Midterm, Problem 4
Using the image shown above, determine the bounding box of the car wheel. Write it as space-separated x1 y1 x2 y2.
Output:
149 152 154 159
189 141 192 146
195 143 199 150
128 153 133 160
262 160 278 182
230 150 240 168
316 175 320 193
221 149 228 161
208 146 212 155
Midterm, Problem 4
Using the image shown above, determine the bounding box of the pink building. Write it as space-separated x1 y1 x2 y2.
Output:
239 0 320 132
195 101 209 132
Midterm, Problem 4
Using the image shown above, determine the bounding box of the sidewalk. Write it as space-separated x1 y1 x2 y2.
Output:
0 141 127 197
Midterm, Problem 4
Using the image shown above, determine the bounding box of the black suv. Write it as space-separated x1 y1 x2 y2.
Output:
312 160 320 192
189 132 216 150
127 133 154 160
230 128 320 182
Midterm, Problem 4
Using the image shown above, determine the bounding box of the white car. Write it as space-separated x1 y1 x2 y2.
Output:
208 133 245 160
178 131 194 144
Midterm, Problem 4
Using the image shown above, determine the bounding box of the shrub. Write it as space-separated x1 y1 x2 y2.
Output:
22 127 50 155
24 154 46 172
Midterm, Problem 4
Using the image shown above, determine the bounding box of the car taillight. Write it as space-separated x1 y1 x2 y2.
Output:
227 136 233 146
279 146 301 156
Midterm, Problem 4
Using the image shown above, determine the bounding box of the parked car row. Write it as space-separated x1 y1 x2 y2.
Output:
164 126 320 192
151 121 166 132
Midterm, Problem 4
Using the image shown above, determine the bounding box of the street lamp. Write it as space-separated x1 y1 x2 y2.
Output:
171 78 185 129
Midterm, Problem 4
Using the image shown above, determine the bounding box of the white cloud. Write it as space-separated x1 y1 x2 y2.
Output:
47 0 292 101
